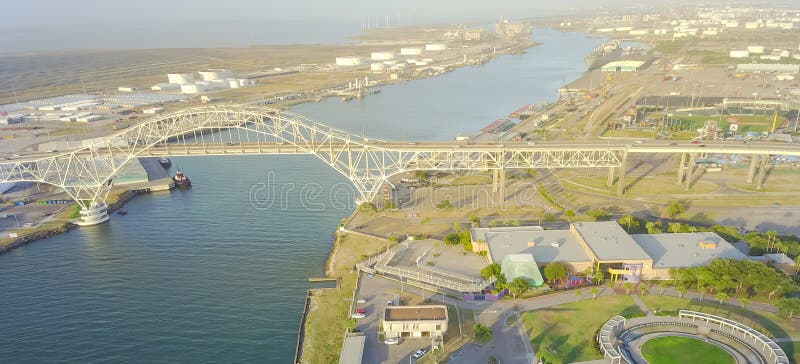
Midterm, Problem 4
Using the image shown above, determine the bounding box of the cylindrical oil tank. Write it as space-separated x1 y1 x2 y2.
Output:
168 73 194 84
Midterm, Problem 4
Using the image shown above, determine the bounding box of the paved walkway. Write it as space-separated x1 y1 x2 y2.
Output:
631 294 653 316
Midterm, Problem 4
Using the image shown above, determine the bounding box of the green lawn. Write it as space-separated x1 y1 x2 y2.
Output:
639 295 800 338
520 295 644 364
642 336 733 364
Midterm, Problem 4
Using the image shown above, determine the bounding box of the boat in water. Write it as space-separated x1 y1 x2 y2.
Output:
585 40 623 70
159 157 172 169
173 168 192 188
116 210 128 216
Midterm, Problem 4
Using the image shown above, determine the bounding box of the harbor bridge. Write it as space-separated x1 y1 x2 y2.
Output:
2 106 800 225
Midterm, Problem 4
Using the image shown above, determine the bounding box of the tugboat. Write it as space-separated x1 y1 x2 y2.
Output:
173 167 192 188
158 157 172 169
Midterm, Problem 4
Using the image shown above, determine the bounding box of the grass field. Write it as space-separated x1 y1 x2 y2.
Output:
639 295 800 338
601 129 655 138
562 175 718 197
665 113 774 133
520 295 644 364
641 336 733 364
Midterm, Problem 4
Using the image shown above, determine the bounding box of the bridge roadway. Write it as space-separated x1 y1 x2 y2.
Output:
7 140 800 160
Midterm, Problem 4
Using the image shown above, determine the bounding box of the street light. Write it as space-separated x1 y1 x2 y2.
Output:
3 214 20 228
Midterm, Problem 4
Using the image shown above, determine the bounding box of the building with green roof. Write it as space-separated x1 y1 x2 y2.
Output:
500 254 544 287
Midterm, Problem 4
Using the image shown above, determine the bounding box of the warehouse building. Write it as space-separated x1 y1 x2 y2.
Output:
601 60 646 72
472 221 747 282
382 305 448 340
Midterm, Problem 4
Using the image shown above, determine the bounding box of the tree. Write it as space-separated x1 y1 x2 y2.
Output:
472 323 493 342
480 263 501 280
795 255 800 276
420 217 431 237
436 199 453 209
512 219 521 227
622 282 634 295
777 297 800 319
470 214 480 228
715 292 729 304
574 290 582 301
590 287 599 300
638 284 649 296
676 285 688 298
414 170 429 182
543 262 568 284
698 285 709 302
646 221 662 234
666 200 686 218
658 280 669 295
444 233 460 245
668 222 683 233
564 210 576 221
509 278 531 299
488 220 497 228
487 357 499 364
619 215 636 231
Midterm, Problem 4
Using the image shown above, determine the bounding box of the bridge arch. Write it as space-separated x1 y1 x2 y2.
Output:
1 105 626 225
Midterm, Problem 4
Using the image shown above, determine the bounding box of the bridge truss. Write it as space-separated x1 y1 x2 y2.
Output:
0 106 623 224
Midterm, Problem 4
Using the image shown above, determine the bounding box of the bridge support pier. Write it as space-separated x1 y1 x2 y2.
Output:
746 154 759 184
685 154 695 191
75 202 110 226
676 153 687 184
492 169 500 193
616 150 628 196
756 154 769 190
606 167 615 187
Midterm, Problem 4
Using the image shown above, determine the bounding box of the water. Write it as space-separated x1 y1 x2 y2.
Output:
0 29 602 363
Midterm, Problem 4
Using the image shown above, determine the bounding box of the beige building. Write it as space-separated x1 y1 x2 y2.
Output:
382 305 448 340
472 221 748 282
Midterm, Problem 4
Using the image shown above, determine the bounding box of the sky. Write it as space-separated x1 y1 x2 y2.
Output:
5 0 613 29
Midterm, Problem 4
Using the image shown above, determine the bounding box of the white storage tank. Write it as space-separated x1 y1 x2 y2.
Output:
370 63 386 72
425 43 447 51
198 69 231 81
729 50 749 58
370 51 396 60
180 84 205 94
747 45 765 54
229 79 241 88
335 56 363 66
400 47 422 56
780 50 791 57
168 73 194 84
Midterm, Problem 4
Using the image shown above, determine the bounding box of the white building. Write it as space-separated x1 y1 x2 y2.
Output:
198 69 232 81
382 305 448 340
747 45 765 54
400 47 422 55
167 73 194 84
425 43 447 51
335 56 364 66
370 63 386 72
370 51 395 60
729 50 750 58
180 84 206 94
151 83 180 91
118 86 137 92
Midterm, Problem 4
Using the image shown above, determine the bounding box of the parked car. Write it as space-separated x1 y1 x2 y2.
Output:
385 337 400 345
356 298 367 304
355 308 366 314
387 300 393 306
412 348 428 359
690 140 701 144
350 313 366 319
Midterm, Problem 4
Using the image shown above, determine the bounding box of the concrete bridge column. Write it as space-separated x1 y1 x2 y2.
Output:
616 150 628 196
607 167 615 187
756 154 769 190
677 153 687 184
746 154 759 184
685 154 695 191
492 169 500 193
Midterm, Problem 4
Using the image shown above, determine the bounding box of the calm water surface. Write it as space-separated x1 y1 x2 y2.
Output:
0 29 602 362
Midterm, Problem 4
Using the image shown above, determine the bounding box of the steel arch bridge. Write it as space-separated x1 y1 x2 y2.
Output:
0 106 628 224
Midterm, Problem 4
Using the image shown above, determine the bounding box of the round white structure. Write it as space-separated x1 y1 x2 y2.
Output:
400 47 422 56
335 56 363 66
729 50 749 58
425 43 447 51
198 70 231 81
167 73 194 84
370 51 396 61
76 203 110 226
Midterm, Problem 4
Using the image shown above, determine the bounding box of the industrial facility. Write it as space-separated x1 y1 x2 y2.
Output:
150 69 255 94
471 221 748 282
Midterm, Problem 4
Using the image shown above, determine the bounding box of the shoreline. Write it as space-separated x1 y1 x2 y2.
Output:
0 32 537 257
